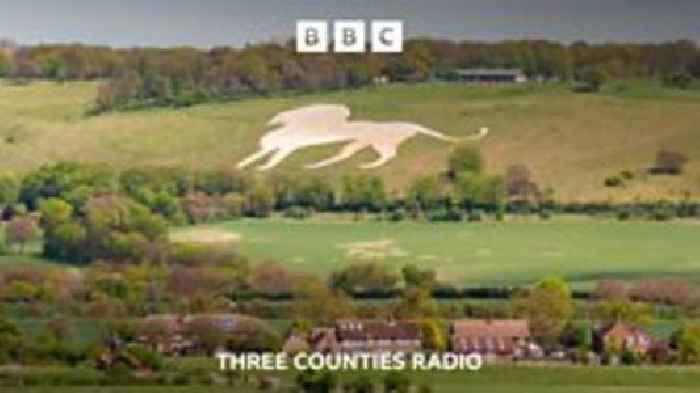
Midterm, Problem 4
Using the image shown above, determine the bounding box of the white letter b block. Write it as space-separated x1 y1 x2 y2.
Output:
334 20 366 53
297 20 329 53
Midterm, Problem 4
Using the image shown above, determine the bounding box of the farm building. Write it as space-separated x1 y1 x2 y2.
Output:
136 314 194 355
336 320 422 353
283 320 422 354
137 313 255 355
448 68 527 83
450 319 541 360
283 327 339 354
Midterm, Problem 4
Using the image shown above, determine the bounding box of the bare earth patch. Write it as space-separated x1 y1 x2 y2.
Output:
338 239 409 260
170 228 241 244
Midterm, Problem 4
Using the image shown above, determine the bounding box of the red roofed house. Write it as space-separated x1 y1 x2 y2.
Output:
283 320 422 354
335 320 422 353
450 319 540 360
596 322 652 354
137 313 251 355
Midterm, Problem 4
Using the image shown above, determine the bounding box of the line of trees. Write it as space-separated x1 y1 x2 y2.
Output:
1 38 699 111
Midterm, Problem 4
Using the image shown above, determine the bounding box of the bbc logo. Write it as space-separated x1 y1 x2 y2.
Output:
297 20 403 53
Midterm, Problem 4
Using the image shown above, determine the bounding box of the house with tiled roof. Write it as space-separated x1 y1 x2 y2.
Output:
450 319 540 359
283 327 339 354
595 321 653 354
335 320 422 353
137 313 252 355
283 320 422 354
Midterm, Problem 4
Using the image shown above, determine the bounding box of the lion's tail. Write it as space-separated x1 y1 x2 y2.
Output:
417 126 489 142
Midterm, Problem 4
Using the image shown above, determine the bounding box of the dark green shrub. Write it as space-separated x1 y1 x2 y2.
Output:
621 349 639 365
617 209 632 221
651 203 675 221
284 205 313 219
620 170 634 180
383 371 412 393
538 209 552 220
604 176 623 187
664 72 693 89
467 209 483 222
389 208 406 222
495 204 505 221
418 384 433 393
172 374 191 386
346 374 374 393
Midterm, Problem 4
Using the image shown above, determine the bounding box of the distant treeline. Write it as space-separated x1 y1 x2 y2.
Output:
0 38 699 111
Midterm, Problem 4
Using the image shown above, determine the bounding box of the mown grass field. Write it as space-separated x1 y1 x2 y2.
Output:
6 365 700 393
173 217 700 286
1 79 699 202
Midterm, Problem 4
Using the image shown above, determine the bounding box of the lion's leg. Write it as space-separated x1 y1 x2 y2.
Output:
359 143 398 169
237 147 273 169
305 141 367 169
257 148 295 171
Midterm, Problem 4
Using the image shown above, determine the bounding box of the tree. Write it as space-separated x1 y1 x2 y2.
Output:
394 287 437 318
593 300 652 326
5 216 40 254
251 262 295 294
0 317 23 363
20 162 115 210
39 194 167 263
402 41 435 80
678 324 700 364
401 264 437 289
447 145 482 178
345 374 375 393
513 277 574 340
293 279 354 324
664 72 693 89
505 165 539 201
245 184 275 217
421 319 446 351
237 51 279 92
0 171 19 209
296 370 338 393
383 371 412 393
453 172 504 206
340 175 386 212
40 55 68 81
406 175 445 210
0 52 11 77
577 67 608 92
330 263 399 294
594 280 628 301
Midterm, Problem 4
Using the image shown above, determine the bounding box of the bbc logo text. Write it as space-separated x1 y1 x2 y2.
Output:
296 20 403 53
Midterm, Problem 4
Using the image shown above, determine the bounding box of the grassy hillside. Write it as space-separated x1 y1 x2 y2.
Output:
1 79 700 202
172 217 700 286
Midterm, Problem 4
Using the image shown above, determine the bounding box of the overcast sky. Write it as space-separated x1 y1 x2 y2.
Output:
0 0 698 48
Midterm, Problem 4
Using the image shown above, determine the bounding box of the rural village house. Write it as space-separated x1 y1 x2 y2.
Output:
283 320 422 353
450 319 541 360
594 321 654 354
137 313 252 355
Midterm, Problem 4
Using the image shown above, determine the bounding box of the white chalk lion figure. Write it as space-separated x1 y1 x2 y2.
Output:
237 104 488 171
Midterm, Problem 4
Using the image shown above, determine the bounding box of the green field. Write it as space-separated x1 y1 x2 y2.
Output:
5 365 700 393
173 217 700 286
2 79 700 202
